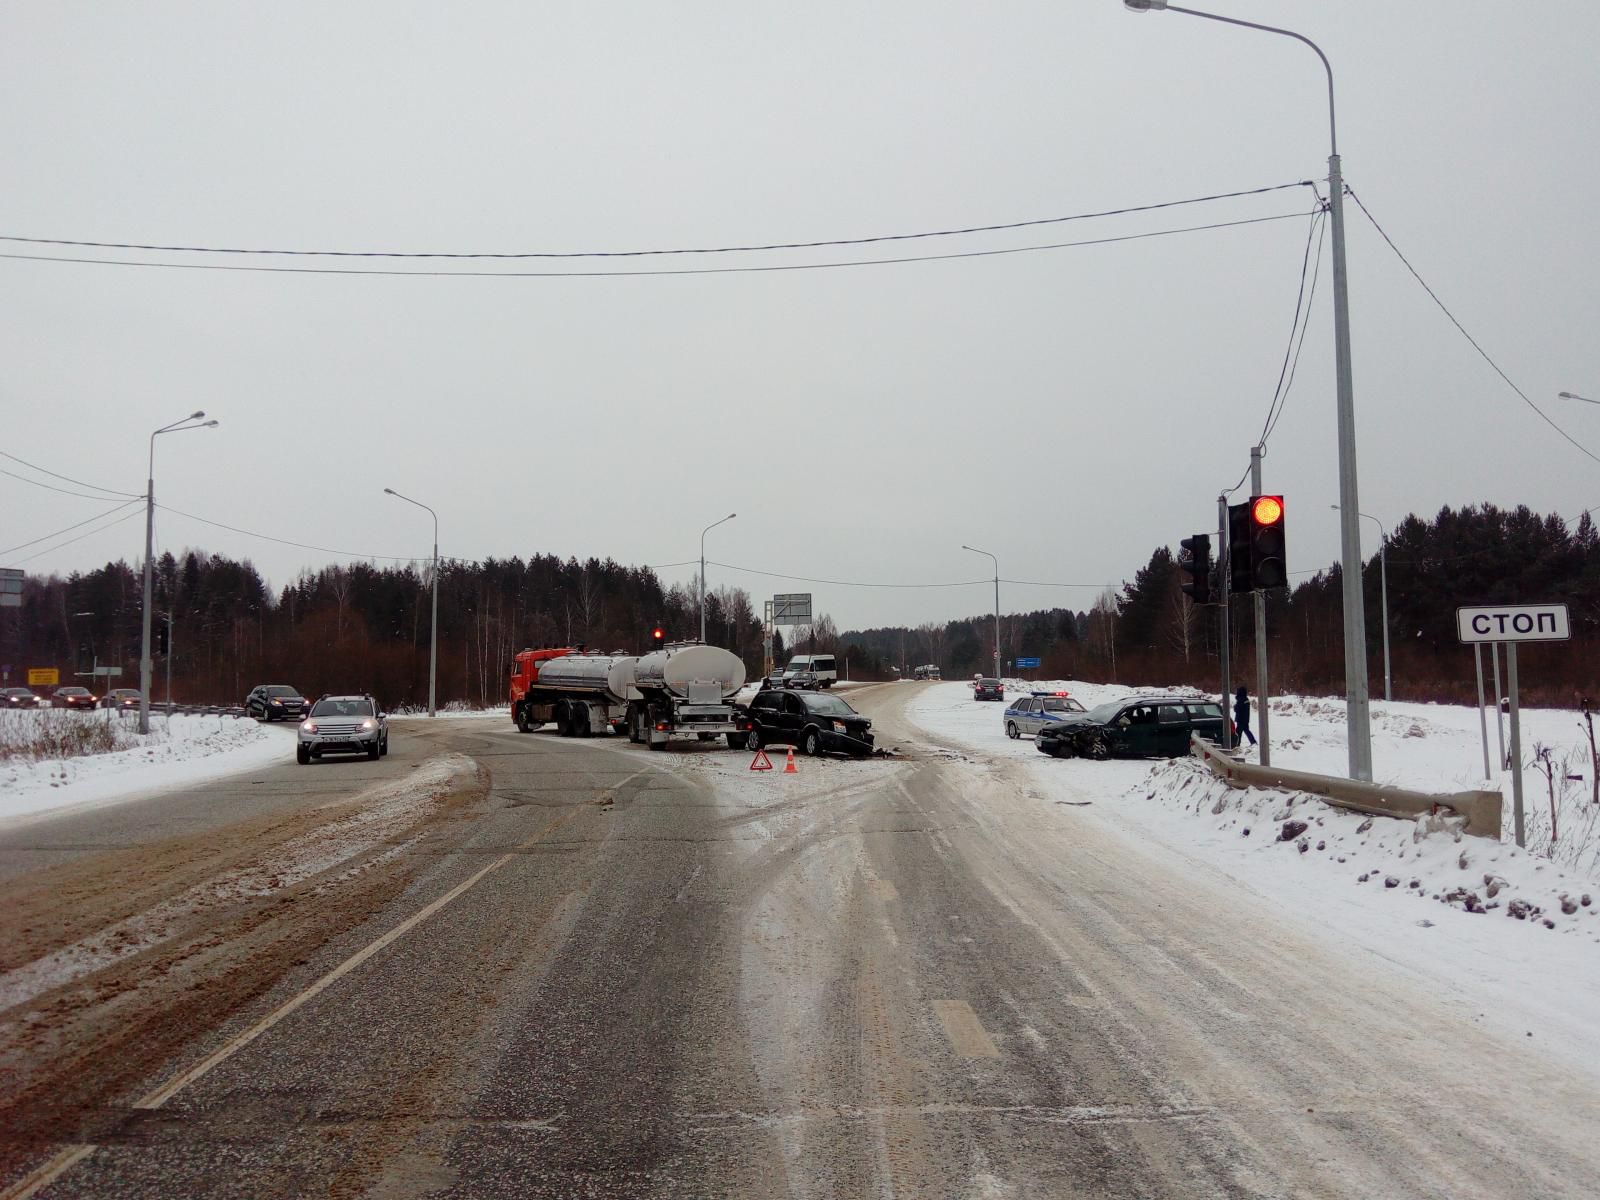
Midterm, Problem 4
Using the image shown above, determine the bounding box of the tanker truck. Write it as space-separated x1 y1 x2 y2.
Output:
510 642 752 750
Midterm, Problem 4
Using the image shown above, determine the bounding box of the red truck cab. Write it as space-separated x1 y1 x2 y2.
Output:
509 647 578 705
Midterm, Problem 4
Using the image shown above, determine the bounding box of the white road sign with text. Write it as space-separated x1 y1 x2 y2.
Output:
1455 604 1569 643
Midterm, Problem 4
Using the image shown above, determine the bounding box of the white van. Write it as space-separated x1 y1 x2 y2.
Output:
784 653 838 688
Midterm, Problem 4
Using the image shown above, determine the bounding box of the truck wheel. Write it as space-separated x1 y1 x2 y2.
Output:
803 728 821 757
515 704 530 733
575 707 591 738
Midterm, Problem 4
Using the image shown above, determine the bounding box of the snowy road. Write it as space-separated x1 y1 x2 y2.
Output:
2 683 1597 1197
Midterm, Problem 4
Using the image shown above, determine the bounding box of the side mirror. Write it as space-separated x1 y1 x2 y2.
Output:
378 712 388 720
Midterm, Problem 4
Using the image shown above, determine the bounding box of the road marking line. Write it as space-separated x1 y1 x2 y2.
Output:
0 1144 96 1200
134 806 579 1110
932 999 1000 1058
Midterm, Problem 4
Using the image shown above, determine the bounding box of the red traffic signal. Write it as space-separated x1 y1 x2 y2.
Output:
1252 495 1284 526
651 627 665 642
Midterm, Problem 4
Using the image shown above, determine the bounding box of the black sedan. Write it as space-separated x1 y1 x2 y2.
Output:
2 687 42 709
1036 696 1227 760
247 684 308 722
972 677 1005 701
743 688 874 757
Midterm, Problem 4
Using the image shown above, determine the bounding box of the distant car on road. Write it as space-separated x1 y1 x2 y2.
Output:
297 694 388 764
101 688 143 710
784 654 837 689
972 677 1005 701
1 687 42 709
51 686 98 711
247 683 308 722
1003 692 1088 738
1036 696 1227 760
742 688 874 757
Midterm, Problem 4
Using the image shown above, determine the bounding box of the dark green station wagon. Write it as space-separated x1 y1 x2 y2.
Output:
1035 696 1227 760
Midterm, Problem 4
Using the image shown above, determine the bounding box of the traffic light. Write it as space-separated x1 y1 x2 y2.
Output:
1178 534 1212 605
156 623 170 655
1248 495 1287 588
1227 502 1252 594
651 626 665 645
1228 495 1287 592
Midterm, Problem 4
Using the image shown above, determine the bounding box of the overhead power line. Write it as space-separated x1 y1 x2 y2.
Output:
0 499 144 557
0 182 1314 261
0 465 143 502
0 211 1318 279
156 503 422 562
1348 188 1600 470
1258 203 1329 449
699 559 1114 591
0 450 142 499
13 506 144 564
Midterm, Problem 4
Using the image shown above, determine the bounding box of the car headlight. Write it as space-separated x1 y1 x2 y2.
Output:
270 699 282 706
301 720 317 733
361 718 376 731
831 720 847 732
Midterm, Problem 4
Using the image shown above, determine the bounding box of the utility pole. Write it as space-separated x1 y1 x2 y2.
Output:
1216 493 1233 751
1250 446 1270 765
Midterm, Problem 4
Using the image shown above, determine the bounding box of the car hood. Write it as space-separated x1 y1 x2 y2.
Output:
1040 715 1099 733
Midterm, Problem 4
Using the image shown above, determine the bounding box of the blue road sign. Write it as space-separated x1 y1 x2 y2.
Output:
1015 657 1041 668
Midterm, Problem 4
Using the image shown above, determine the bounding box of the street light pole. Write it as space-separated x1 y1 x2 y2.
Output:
384 488 439 717
1124 0 1371 780
1557 391 1597 405
1332 504 1390 703
961 545 1001 679
140 412 217 735
699 512 737 643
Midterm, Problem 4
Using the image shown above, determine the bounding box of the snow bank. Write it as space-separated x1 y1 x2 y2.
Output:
906 680 1600 1073
0 710 283 826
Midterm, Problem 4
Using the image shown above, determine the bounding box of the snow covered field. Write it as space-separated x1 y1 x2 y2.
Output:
0 709 284 826
906 680 1600 1075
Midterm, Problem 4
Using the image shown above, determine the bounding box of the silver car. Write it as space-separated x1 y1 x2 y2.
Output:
297 694 388 764
1004 692 1089 739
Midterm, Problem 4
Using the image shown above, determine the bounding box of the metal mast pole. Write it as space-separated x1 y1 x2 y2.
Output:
1127 1 1369 778
429 527 438 718
1250 446 1269 765
961 545 1000 679
139 452 155 735
699 513 736 644
1217 493 1233 751
1378 535 1391 703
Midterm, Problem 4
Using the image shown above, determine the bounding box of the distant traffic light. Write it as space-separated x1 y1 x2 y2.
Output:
1249 495 1287 588
1178 534 1212 605
156 623 170 655
651 626 665 644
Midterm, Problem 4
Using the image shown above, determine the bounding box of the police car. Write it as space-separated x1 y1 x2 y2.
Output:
1003 691 1089 739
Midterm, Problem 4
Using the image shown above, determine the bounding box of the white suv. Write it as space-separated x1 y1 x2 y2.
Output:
297 694 388 764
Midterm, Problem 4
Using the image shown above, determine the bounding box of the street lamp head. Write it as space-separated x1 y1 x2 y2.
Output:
201 419 219 428
728 512 737 519
383 487 396 495
1123 0 1168 11
190 410 206 420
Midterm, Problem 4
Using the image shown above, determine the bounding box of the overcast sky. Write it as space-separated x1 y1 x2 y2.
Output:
3 1 1596 632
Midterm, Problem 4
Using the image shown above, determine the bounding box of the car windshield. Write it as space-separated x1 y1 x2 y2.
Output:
1086 701 1125 723
310 698 374 717
266 685 300 697
799 693 855 717
59 688 88 696
1039 696 1086 713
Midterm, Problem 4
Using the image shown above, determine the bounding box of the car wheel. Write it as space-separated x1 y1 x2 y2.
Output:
745 728 762 752
367 740 380 761
803 729 821 757
1087 735 1110 761
1006 722 1020 740
296 744 310 765
380 735 389 757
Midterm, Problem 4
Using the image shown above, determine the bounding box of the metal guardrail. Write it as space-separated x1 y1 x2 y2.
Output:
1190 734 1503 840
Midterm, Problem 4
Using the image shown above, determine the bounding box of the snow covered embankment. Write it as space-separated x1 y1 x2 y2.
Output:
0 710 283 825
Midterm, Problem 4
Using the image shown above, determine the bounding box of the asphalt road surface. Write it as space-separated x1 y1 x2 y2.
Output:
2 684 1597 1198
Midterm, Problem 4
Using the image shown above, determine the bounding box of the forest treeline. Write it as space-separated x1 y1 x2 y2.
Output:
3 503 1594 708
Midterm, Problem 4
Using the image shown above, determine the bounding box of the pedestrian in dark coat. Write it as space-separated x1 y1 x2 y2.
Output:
1234 686 1257 747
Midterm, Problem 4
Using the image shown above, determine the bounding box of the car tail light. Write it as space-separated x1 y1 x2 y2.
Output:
655 722 669 731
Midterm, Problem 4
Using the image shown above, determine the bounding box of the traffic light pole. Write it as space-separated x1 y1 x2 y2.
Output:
1251 445 1270 765
1216 493 1233 751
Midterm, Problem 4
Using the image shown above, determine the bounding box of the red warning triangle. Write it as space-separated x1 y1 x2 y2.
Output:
749 748 774 771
